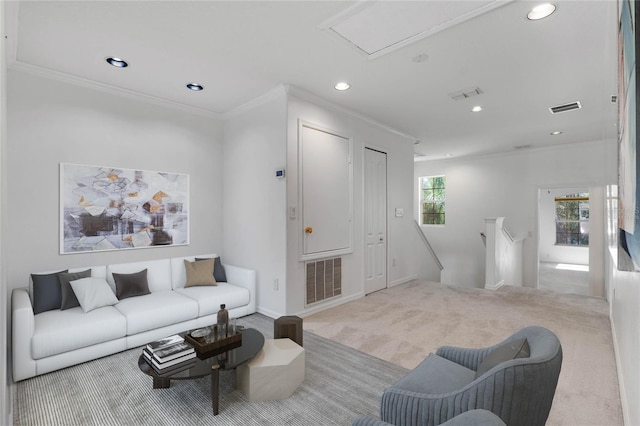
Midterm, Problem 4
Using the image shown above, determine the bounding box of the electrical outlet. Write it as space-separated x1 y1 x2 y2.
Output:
273 278 279 291
392 258 396 267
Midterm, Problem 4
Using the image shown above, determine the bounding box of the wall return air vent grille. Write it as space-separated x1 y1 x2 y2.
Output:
549 101 582 114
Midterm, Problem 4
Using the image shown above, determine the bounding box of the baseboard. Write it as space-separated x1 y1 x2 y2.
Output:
485 280 505 291
294 292 364 318
610 318 630 425
255 307 282 320
388 274 418 288
255 275 417 320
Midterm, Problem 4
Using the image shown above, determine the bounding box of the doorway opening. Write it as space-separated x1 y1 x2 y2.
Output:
537 187 590 296
537 186 605 298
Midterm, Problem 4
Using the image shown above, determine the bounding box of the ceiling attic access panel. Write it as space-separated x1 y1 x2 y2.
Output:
299 121 353 261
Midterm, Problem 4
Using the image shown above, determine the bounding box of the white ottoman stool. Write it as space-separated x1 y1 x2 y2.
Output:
237 338 305 402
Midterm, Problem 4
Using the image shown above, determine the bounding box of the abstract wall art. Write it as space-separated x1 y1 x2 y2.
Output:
60 163 189 254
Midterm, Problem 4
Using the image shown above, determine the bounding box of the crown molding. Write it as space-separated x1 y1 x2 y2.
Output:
284 84 416 142
9 61 222 119
222 84 288 120
414 138 617 164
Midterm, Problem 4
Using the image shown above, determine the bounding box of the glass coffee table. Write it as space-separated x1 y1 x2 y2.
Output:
138 328 265 415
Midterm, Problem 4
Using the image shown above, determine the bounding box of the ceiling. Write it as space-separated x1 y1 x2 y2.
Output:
5 1 619 160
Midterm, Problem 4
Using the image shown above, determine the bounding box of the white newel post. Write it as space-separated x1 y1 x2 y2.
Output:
485 217 524 290
484 217 504 290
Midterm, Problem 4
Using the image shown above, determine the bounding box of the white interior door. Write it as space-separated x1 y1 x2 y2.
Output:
365 148 387 294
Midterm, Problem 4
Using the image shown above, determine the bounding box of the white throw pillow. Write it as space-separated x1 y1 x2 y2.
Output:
70 277 119 313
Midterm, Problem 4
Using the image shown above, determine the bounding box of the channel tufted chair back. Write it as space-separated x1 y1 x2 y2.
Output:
379 326 562 426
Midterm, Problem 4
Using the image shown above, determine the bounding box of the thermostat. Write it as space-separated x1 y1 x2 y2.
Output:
275 169 286 179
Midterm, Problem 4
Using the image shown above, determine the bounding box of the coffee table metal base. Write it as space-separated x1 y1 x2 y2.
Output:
211 365 220 415
152 376 171 389
139 328 264 416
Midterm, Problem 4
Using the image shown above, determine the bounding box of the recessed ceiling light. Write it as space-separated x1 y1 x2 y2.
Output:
551 131 563 135
334 82 351 91
186 83 204 91
471 106 483 112
105 57 128 68
444 153 454 157
527 3 556 20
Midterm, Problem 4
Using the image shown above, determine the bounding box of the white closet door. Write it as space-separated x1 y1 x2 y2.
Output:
364 148 387 294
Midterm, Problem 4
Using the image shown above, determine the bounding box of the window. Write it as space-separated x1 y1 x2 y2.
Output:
419 176 446 225
555 193 589 246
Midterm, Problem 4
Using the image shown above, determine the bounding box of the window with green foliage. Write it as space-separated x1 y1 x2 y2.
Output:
420 176 446 225
555 193 589 246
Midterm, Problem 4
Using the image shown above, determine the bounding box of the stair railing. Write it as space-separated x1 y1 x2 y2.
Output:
414 220 444 271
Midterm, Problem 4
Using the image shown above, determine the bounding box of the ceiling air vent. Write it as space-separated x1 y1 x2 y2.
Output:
549 101 582 114
449 87 483 101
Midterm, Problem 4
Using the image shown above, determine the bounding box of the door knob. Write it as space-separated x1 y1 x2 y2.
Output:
379 237 384 242
305 227 313 234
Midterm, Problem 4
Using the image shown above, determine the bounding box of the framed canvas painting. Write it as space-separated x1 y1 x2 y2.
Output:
60 163 189 254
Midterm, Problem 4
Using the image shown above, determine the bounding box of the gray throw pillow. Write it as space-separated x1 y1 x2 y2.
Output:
59 269 91 310
112 269 151 300
195 257 227 282
475 338 530 379
31 270 68 314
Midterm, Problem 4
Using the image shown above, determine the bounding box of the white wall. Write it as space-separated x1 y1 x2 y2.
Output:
222 90 288 318
609 247 640 426
538 187 589 265
414 140 617 288
1 1 9 422
285 90 429 316
6 70 224 291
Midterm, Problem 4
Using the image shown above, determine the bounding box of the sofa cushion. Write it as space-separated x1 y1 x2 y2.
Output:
113 269 151 300
184 259 217 287
59 269 91 310
475 338 530 379
107 259 172 293
31 270 68 314
196 256 227 282
70 277 120 313
32 306 126 359
175 282 250 317
391 354 476 395
114 291 199 335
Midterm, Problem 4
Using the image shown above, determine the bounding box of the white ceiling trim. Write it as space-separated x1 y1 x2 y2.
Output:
223 84 288 121
414 137 617 164
9 61 221 119
285 85 417 142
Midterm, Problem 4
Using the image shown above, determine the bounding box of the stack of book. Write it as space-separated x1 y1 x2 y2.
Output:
143 335 196 373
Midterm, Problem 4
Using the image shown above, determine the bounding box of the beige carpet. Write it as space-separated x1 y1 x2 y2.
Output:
304 280 622 426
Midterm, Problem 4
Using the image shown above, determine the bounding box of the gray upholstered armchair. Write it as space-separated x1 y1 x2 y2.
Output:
353 409 506 426
357 326 562 426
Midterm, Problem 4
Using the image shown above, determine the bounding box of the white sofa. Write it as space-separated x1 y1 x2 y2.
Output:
11 254 256 381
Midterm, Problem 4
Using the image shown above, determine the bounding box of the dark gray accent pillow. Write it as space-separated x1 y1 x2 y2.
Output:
112 269 151 300
394 354 475 394
196 257 227 282
31 270 68 314
475 338 530 379
59 269 92 310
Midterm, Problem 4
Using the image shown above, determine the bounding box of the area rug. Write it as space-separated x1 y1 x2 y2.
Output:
13 314 407 425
